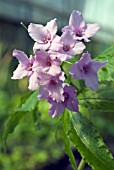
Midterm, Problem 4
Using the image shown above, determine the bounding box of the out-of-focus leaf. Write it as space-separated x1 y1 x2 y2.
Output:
67 112 114 170
17 90 38 112
3 111 27 148
78 84 114 113
95 45 114 81
3 90 38 147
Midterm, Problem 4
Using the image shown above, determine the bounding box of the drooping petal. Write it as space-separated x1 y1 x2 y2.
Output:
45 18 57 37
84 23 100 38
69 10 85 29
28 23 49 43
84 70 98 90
13 49 29 65
49 99 65 118
28 72 39 90
11 64 28 79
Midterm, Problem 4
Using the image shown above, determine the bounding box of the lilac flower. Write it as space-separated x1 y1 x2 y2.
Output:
69 52 107 90
48 84 79 118
38 72 65 102
35 50 61 76
11 49 40 90
28 19 57 51
62 10 100 42
49 30 85 61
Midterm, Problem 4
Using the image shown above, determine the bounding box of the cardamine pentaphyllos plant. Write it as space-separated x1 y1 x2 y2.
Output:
3 10 114 170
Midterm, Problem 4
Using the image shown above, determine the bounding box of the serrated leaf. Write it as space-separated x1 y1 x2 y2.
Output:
67 112 114 170
95 45 114 81
78 84 114 113
17 90 38 112
62 111 77 170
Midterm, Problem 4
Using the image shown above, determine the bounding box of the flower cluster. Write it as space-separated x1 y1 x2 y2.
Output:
12 10 107 118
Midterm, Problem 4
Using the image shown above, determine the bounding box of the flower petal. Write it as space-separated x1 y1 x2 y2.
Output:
28 23 48 43
61 30 75 46
69 42 85 55
28 72 39 90
45 18 57 37
38 86 49 100
69 10 85 29
13 49 29 65
90 60 107 72
49 99 65 118
11 64 28 79
84 23 100 38
84 70 98 90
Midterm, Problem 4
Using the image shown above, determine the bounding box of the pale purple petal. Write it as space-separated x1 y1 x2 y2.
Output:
61 30 75 47
28 23 49 43
11 64 28 79
57 53 72 61
45 18 57 37
84 70 98 90
33 41 51 51
49 35 62 51
84 23 100 38
13 49 29 65
62 25 71 32
47 64 61 76
69 42 85 55
28 72 39 90
35 50 50 67
69 10 85 29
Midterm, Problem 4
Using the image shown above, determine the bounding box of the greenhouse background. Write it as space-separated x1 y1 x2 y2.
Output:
0 0 114 170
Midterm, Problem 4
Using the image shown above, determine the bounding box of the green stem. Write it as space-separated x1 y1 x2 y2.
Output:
78 159 85 170
20 22 28 31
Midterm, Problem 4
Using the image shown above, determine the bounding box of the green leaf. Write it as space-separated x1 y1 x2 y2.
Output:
95 45 114 81
17 90 38 112
3 111 27 148
67 112 114 170
78 84 114 113
3 90 38 147
62 111 77 170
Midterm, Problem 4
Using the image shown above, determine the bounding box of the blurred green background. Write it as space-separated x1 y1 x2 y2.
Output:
0 0 114 170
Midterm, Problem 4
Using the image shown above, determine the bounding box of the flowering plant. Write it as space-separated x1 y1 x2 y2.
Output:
3 10 114 170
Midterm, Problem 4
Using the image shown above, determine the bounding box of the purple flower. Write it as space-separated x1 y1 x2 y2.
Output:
69 52 107 90
28 19 57 51
48 84 79 118
49 30 85 61
11 49 40 90
62 10 100 42
35 50 61 76
38 72 65 102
